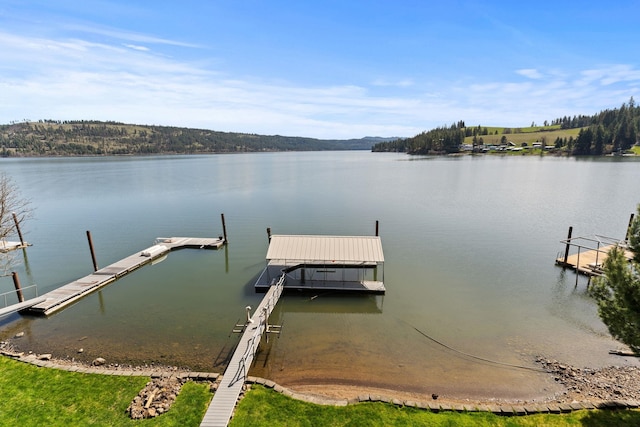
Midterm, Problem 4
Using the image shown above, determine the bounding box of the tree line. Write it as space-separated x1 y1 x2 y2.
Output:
372 123 466 155
0 121 381 156
372 97 640 156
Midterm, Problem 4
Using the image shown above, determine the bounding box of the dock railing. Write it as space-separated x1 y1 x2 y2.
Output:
227 272 285 388
0 284 38 309
556 234 631 287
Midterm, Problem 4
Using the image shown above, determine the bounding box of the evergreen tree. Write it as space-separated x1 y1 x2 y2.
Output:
590 205 640 352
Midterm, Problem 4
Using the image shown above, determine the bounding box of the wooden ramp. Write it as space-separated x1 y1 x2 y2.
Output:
28 237 224 316
200 273 285 427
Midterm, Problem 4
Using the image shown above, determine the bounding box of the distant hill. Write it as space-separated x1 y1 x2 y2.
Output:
0 121 397 156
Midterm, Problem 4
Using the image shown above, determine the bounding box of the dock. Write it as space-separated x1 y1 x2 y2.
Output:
0 240 30 253
555 234 632 277
0 296 46 318
201 233 386 426
26 237 224 316
255 234 385 294
200 273 285 427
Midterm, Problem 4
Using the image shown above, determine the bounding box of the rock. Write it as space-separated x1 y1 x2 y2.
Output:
78 348 83 353
127 377 184 419
14 332 24 338
92 357 106 366
37 354 52 361
536 356 640 403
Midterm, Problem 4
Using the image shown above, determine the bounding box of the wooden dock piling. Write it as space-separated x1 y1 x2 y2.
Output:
12 272 24 303
221 214 228 243
563 226 573 265
86 230 99 272
626 213 636 242
375 220 379 237
12 213 25 247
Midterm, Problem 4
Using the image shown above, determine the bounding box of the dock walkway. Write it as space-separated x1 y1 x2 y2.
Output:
27 237 224 316
200 273 285 427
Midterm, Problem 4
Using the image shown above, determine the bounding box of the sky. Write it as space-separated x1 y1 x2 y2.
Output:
1 1 639 139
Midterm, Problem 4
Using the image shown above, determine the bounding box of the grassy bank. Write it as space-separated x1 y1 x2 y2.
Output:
1 356 639 426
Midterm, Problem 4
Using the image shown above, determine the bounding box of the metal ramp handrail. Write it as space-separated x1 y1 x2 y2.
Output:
200 272 286 426
0 284 38 309
227 272 285 388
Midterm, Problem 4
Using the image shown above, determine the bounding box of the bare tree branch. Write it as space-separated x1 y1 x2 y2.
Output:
0 173 33 273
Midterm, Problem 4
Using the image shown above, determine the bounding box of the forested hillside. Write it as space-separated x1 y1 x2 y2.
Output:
0 121 387 156
372 97 640 156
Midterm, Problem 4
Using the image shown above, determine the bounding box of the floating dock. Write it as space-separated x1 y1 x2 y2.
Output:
254 234 385 294
26 237 224 316
555 234 632 277
0 240 30 253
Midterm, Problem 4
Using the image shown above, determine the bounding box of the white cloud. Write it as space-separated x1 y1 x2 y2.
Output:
516 69 543 80
371 78 414 88
1 29 639 139
124 44 149 52
64 23 202 48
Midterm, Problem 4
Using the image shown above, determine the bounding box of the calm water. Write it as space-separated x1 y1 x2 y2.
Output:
1 152 640 400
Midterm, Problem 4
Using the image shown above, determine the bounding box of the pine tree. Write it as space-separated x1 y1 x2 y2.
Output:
590 205 640 352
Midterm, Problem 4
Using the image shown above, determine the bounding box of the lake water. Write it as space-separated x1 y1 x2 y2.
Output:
1 151 640 401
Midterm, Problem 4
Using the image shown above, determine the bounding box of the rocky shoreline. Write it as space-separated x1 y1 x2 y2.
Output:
536 357 640 403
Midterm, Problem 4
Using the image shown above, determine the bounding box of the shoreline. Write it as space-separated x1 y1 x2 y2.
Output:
3 342 640 415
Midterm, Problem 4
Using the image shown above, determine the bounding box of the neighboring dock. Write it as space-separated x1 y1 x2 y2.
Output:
555 224 633 280
0 240 30 253
555 242 632 277
26 237 225 316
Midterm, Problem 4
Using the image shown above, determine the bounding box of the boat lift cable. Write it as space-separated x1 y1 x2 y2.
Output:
398 318 547 373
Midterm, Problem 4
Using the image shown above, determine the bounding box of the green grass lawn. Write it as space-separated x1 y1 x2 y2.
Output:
0 356 211 426
1 356 639 426
232 385 640 427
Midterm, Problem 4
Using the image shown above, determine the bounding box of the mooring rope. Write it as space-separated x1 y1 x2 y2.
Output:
399 318 547 373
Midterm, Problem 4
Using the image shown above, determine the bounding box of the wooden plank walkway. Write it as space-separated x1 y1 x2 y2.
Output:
27 237 224 316
200 273 285 427
556 244 633 276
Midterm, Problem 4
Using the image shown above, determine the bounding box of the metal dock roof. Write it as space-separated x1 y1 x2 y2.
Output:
266 235 384 264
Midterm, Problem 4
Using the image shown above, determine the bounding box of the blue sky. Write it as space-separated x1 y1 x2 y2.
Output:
1 1 639 139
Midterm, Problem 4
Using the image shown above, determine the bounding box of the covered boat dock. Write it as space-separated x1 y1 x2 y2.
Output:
254 234 385 294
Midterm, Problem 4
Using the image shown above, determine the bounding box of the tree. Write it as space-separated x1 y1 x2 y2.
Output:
590 205 640 352
0 173 32 273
